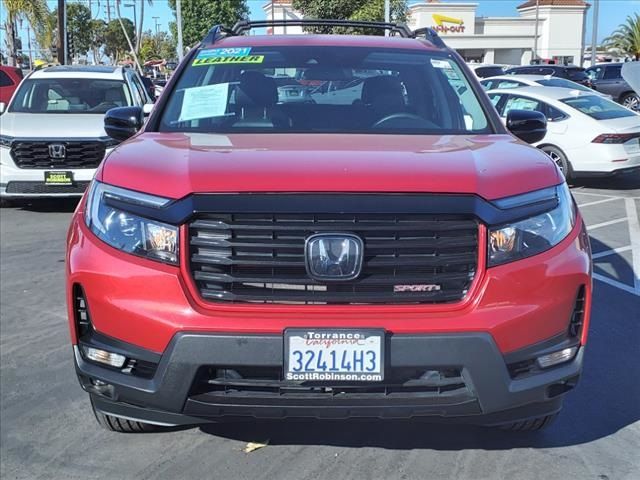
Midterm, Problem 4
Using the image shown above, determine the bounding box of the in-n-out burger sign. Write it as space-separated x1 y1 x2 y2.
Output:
432 14 466 34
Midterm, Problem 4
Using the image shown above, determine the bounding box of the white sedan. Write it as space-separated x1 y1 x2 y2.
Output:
480 74 612 99
487 86 640 179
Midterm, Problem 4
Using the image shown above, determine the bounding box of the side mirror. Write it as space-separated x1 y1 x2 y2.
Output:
0 102 6 114
142 103 154 116
506 109 547 144
104 106 143 141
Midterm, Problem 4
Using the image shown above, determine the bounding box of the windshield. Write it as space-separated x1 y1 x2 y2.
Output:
159 46 491 135
536 78 591 92
562 95 638 120
9 78 132 114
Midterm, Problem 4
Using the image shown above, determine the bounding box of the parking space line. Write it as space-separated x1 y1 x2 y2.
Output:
624 198 640 293
592 246 633 259
577 197 620 208
571 191 618 199
593 273 639 296
587 218 627 230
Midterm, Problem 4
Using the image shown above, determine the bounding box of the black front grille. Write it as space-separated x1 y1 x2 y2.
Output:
10 141 106 169
189 213 478 304
5 181 90 194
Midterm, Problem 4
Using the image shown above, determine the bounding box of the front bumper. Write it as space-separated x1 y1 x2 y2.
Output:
77 332 583 426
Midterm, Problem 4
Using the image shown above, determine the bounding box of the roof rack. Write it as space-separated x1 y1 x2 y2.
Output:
199 20 448 49
201 24 235 45
231 19 414 38
411 27 446 48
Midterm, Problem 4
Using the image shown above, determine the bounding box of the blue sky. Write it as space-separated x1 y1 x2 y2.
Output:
15 0 640 51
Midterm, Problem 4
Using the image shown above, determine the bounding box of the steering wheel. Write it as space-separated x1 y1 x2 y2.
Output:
372 112 427 128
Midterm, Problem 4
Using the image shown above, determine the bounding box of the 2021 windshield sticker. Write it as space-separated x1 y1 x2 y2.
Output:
193 55 264 67
197 47 252 58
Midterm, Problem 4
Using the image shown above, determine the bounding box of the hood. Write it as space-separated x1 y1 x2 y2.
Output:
100 133 561 201
0 112 108 138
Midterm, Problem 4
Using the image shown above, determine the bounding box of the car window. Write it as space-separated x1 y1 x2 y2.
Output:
497 80 524 89
502 95 544 116
603 66 622 80
561 95 638 120
586 67 603 80
479 79 492 90
0 71 14 87
488 93 505 110
566 68 588 82
159 46 491 135
130 73 150 105
536 78 591 92
474 66 504 78
546 105 568 121
9 78 132 113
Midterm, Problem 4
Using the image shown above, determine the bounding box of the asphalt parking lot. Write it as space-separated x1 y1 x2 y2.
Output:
1 174 639 480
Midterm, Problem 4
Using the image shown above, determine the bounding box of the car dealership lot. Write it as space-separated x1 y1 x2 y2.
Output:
1 176 638 480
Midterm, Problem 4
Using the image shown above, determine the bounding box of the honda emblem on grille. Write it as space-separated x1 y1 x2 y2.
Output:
305 233 364 281
48 143 66 159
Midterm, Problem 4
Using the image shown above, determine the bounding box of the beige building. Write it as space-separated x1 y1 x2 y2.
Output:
262 0 591 66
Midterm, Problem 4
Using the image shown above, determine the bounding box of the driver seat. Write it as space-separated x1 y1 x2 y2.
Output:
361 75 406 122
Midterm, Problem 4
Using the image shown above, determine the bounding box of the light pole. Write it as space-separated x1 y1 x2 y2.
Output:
124 3 137 36
153 16 160 35
590 0 599 67
533 0 540 63
176 0 184 61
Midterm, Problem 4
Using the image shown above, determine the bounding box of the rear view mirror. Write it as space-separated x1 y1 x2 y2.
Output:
104 106 143 141
506 109 547 144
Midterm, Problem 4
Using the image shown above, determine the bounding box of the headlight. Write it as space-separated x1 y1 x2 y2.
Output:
0 135 13 148
488 183 575 266
84 181 178 265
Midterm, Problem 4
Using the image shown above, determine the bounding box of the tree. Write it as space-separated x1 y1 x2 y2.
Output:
2 0 51 66
168 0 249 48
139 30 176 63
292 0 408 34
104 18 135 64
602 14 640 60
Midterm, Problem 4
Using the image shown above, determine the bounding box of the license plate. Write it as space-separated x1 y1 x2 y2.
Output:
44 171 73 186
285 329 384 382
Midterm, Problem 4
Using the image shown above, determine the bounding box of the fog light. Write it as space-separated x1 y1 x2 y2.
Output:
536 346 578 369
82 346 126 368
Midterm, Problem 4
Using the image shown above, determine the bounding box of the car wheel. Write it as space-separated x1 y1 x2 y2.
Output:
621 92 640 111
91 398 163 433
540 145 572 180
498 413 558 432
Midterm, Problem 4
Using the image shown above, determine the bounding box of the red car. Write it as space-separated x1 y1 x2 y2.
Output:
0 65 23 106
66 20 592 433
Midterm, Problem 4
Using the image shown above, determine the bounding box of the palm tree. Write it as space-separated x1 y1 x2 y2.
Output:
2 0 51 66
136 0 154 56
602 14 640 60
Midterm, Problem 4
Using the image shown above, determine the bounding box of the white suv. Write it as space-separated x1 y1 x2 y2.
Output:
0 65 151 204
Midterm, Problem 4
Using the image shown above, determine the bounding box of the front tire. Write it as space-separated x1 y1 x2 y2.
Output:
540 145 572 180
499 413 558 432
91 398 162 433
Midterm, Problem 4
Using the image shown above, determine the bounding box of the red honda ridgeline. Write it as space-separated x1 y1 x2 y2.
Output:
66 20 592 433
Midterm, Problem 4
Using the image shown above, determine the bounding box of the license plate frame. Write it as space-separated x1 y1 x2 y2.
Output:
44 171 74 186
284 329 385 382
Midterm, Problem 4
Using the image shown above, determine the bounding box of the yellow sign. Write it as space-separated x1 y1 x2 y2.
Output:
432 14 466 33
192 55 264 67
